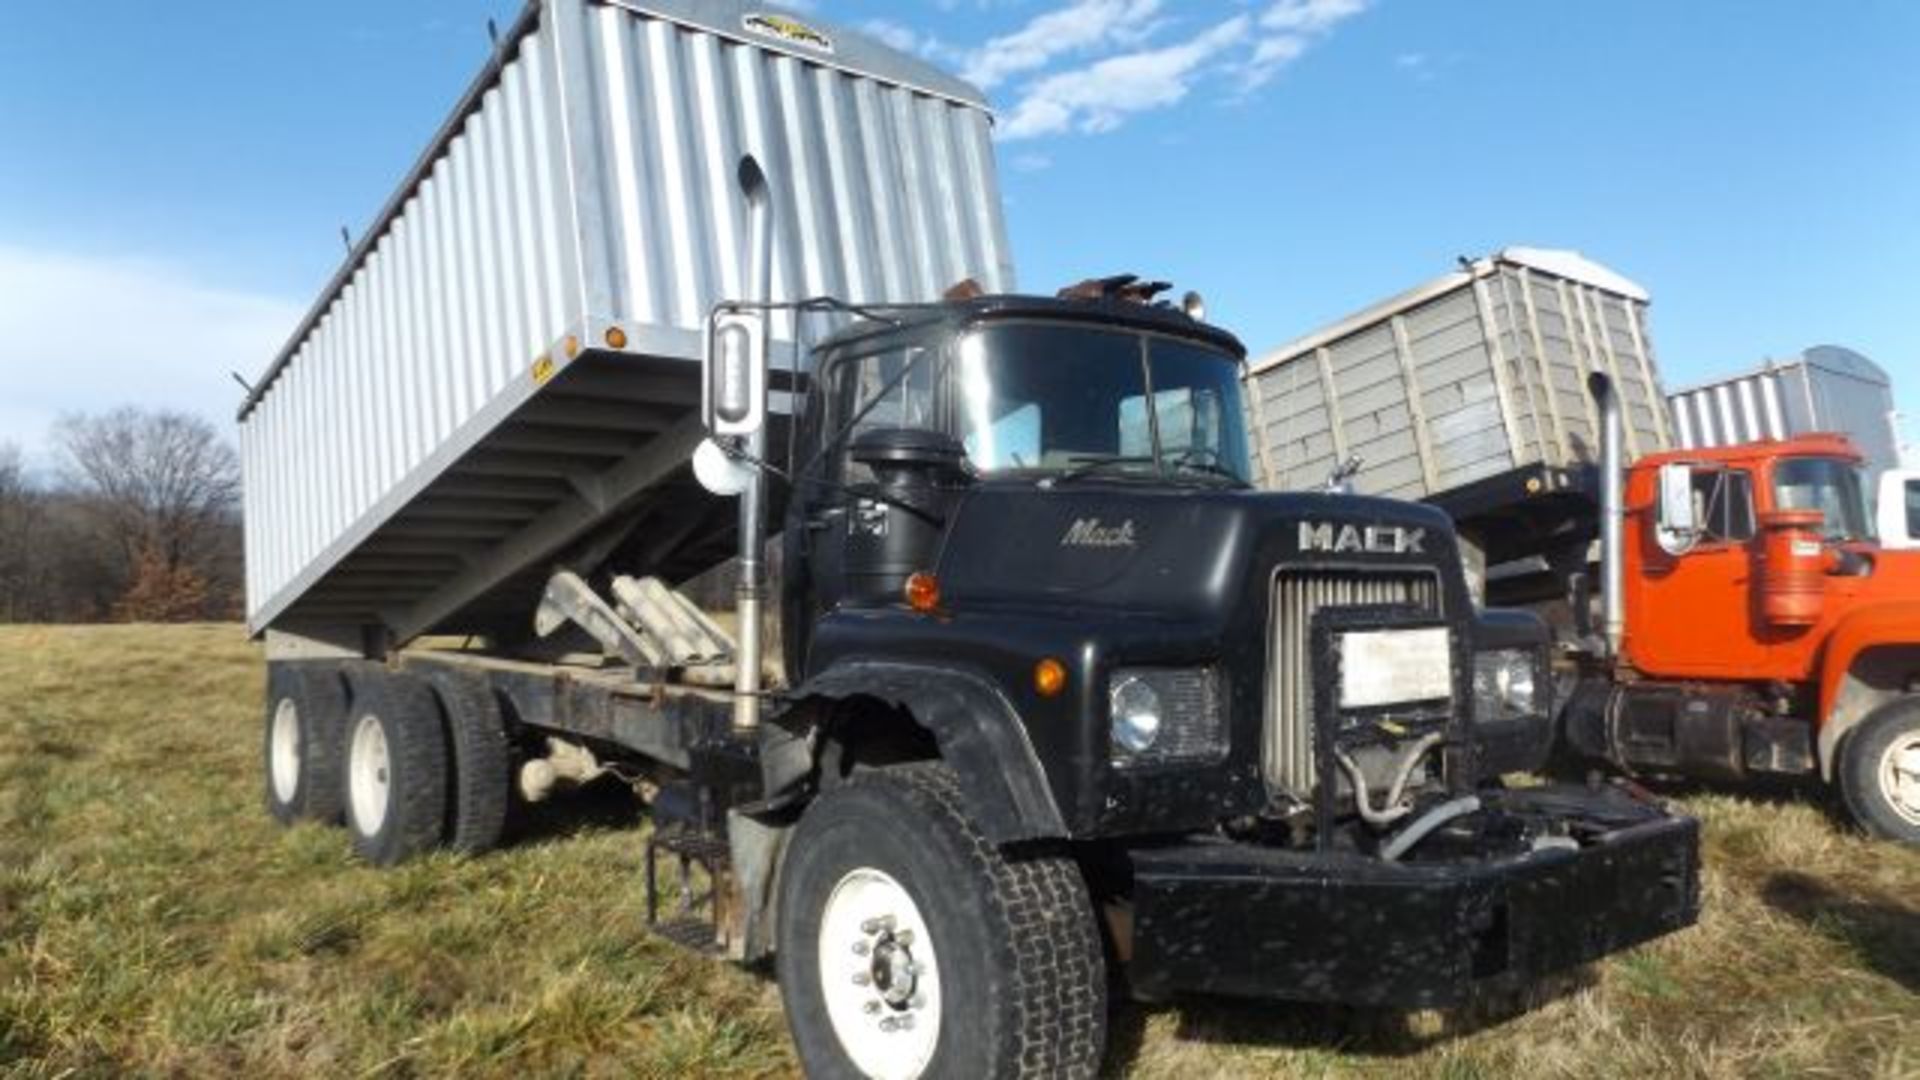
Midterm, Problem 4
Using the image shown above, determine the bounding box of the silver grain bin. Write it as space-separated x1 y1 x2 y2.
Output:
1245 248 1672 500
239 0 1010 643
1668 346 1903 478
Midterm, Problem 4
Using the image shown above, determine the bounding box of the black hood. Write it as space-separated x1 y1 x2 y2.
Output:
934 483 1463 620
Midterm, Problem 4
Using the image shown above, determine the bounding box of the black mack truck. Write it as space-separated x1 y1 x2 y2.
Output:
242 9 1696 1074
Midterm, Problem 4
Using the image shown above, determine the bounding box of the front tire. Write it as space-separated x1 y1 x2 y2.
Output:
1839 697 1920 844
775 763 1106 1080
342 671 449 866
263 662 349 826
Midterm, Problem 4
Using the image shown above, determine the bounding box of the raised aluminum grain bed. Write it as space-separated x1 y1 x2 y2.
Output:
239 0 1010 646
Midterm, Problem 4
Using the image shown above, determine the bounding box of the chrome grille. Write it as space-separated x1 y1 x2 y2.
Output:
1264 568 1443 799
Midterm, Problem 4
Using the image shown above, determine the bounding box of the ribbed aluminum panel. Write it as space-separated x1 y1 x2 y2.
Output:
239 0 1010 636
1263 569 1442 799
1245 250 1673 498
1668 348 1900 476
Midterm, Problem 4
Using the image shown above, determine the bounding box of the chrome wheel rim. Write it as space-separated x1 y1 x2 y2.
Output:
1878 733 1920 827
269 698 302 804
348 713 391 836
817 867 941 1080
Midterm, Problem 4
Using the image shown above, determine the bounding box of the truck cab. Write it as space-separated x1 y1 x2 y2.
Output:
1566 428 1920 841
716 286 1702 1026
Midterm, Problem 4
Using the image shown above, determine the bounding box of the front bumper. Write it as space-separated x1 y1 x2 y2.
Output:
1126 792 1700 1007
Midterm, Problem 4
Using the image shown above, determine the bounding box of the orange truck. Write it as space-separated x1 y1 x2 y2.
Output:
1246 250 1920 841
1565 397 1920 842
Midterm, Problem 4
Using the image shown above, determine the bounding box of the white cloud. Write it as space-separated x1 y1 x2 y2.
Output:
998 15 1249 139
1260 0 1369 35
960 0 1165 89
988 0 1372 140
1240 0 1371 90
0 247 302 458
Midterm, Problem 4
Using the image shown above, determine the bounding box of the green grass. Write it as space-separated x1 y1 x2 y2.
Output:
3 625 1917 1077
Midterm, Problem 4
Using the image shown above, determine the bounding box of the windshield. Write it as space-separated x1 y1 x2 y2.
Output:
955 323 1252 484
1772 457 1871 542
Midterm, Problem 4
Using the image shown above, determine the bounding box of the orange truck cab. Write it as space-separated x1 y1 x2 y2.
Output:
1562 422 1920 841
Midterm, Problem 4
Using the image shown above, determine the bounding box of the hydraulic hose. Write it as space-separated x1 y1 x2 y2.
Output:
1333 731 1446 827
1380 796 1482 862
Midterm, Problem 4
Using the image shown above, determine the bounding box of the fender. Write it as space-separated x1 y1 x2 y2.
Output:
1816 601 1920 778
795 660 1068 843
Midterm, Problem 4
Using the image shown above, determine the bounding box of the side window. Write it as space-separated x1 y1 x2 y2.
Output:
1906 479 1920 537
1687 468 1755 544
835 345 938 483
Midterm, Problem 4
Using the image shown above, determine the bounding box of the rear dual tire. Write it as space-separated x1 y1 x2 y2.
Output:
343 671 449 866
263 663 350 826
265 663 514 864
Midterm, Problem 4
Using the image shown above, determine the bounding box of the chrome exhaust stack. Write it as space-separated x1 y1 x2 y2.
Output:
732 155 774 734
1587 372 1625 658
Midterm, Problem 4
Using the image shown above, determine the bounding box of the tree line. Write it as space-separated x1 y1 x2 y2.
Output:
0 408 243 623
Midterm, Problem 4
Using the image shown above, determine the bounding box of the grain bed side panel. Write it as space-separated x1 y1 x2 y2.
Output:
240 2 1009 633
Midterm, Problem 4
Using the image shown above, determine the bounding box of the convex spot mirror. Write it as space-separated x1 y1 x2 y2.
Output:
693 437 755 497
1657 462 1699 555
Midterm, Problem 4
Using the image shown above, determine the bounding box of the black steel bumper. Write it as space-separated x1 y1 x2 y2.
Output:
1126 806 1700 1007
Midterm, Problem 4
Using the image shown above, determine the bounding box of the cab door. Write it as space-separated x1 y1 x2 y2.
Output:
1625 465 1772 677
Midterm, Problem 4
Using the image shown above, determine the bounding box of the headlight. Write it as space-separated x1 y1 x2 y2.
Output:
1110 676 1163 754
1473 649 1540 721
1109 668 1226 766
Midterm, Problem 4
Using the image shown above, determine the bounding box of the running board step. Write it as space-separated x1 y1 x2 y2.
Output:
645 826 734 956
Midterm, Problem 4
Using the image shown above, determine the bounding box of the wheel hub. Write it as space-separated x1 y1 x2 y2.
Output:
1881 735 1920 826
270 698 302 803
818 868 941 1079
349 713 392 835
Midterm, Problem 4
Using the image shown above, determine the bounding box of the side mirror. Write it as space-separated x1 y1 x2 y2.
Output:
702 307 766 437
1656 462 1699 555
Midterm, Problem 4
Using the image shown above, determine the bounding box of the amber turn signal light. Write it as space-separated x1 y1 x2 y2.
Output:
604 326 629 350
1033 658 1068 698
904 571 941 613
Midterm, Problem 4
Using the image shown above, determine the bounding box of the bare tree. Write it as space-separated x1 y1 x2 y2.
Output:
53 409 242 621
0 443 38 621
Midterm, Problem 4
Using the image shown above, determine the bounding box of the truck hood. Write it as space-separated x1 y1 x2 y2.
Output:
934 483 1465 621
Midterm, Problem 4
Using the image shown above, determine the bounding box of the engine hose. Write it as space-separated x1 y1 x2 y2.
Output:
1381 796 1482 862
1332 731 1446 827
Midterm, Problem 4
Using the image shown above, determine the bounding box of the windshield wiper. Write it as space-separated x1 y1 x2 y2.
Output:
1167 449 1250 488
1048 451 1247 488
1050 454 1159 485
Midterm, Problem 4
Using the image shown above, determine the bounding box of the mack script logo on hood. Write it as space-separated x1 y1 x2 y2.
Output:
1298 521 1427 555
1061 518 1138 549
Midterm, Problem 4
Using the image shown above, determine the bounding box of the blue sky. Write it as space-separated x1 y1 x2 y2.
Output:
1 0 1915 461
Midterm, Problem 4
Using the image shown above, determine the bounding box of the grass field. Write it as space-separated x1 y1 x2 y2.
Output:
2 624 1917 1078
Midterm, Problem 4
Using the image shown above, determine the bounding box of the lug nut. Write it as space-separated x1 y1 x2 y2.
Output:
852 973 871 987
864 1001 882 1015
861 916 895 934
852 941 870 956
893 929 914 947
